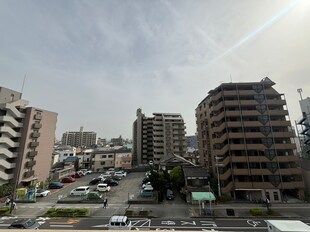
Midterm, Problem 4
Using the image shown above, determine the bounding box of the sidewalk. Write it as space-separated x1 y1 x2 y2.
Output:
4 201 310 219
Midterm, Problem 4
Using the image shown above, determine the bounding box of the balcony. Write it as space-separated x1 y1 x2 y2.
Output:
29 141 39 147
23 170 35 178
32 123 42 129
25 160 36 168
34 114 42 120
31 132 41 138
27 151 38 158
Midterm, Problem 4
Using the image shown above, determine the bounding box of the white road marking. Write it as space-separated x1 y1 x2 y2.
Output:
181 221 196 226
50 224 74 228
247 220 261 227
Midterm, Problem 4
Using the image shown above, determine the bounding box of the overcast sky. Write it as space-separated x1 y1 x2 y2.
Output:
1 0 310 140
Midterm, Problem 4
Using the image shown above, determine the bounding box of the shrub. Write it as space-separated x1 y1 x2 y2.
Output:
249 208 263 216
267 209 275 216
0 207 10 215
45 208 89 217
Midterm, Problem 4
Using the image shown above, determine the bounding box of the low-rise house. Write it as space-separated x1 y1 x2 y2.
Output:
182 166 211 203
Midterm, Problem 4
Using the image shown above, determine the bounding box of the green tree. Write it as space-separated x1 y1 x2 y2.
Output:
169 166 185 189
0 183 13 198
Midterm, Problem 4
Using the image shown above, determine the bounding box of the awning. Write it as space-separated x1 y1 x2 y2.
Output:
192 192 216 201
21 177 38 182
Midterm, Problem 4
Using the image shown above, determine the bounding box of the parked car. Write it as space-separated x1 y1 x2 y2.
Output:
85 191 103 200
100 173 111 178
71 173 82 178
96 183 111 192
8 219 40 229
70 186 90 196
142 177 150 184
48 182 64 189
140 186 154 197
142 182 152 189
166 189 174 200
104 179 119 186
35 188 50 197
89 178 103 185
115 171 127 177
111 175 122 181
62 177 76 183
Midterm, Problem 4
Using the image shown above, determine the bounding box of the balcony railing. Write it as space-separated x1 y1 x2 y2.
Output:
27 151 38 158
31 132 41 138
25 160 36 168
33 123 42 129
23 170 35 178
29 141 39 147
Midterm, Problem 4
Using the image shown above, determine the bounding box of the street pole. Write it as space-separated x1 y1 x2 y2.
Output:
215 156 221 197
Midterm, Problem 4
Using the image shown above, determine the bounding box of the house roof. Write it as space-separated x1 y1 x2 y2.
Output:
182 166 209 178
64 156 79 163
160 153 197 167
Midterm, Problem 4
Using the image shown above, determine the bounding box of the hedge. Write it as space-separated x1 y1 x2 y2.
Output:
0 207 10 215
249 208 263 216
45 208 89 217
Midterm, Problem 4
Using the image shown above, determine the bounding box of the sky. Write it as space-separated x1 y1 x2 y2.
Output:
1 0 310 140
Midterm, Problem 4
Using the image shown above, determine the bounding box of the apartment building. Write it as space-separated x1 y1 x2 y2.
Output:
54 146 76 162
132 108 153 165
132 108 187 166
61 126 96 147
0 87 57 186
196 78 304 201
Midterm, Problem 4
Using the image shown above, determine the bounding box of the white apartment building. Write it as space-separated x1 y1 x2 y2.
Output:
61 126 97 147
132 109 187 166
0 88 27 185
54 146 76 163
153 113 187 164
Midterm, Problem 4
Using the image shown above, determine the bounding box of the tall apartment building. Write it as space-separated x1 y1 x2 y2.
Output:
196 78 304 201
132 108 187 166
296 97 310 158
61 126 97 147
0 87 57 186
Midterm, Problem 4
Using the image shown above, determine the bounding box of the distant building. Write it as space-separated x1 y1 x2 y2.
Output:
0 86 57 186
97 137 107 147
186 135 198 149
92 146 132 171
61 126 97 147
111 136 123 146
54 146 76 162
132 109 187 166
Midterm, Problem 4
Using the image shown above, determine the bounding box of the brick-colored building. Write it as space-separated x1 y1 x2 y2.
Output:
196 78 304 202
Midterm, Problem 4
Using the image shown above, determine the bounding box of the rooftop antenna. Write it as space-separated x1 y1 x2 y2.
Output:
21 74 26 97
297 88 303 100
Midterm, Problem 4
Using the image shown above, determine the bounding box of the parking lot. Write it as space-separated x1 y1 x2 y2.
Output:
36 172 146 204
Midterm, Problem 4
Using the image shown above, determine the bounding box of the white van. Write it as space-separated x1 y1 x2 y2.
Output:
108 215 132 230
70 186 90 196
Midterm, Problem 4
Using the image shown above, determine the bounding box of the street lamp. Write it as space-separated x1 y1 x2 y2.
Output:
215 155 222 197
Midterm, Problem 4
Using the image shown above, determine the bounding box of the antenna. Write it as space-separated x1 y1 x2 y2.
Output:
230 74 232 83
21 74 26 97
297 88 303 100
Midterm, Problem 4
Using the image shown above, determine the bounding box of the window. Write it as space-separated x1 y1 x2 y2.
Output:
101 161 105 165
101 155 107 159
273 191 279 201
108 155 113 158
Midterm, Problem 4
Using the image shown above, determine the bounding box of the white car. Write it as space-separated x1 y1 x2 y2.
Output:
35 189 51 197
70 186 90 196
100 173 111 178
142 182 152 189
96 183 111 192
115 171 127 177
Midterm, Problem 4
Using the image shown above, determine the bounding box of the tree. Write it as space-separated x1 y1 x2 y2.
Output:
169 166 185 189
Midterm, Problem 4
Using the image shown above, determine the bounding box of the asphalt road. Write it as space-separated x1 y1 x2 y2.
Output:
1 217 310 231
